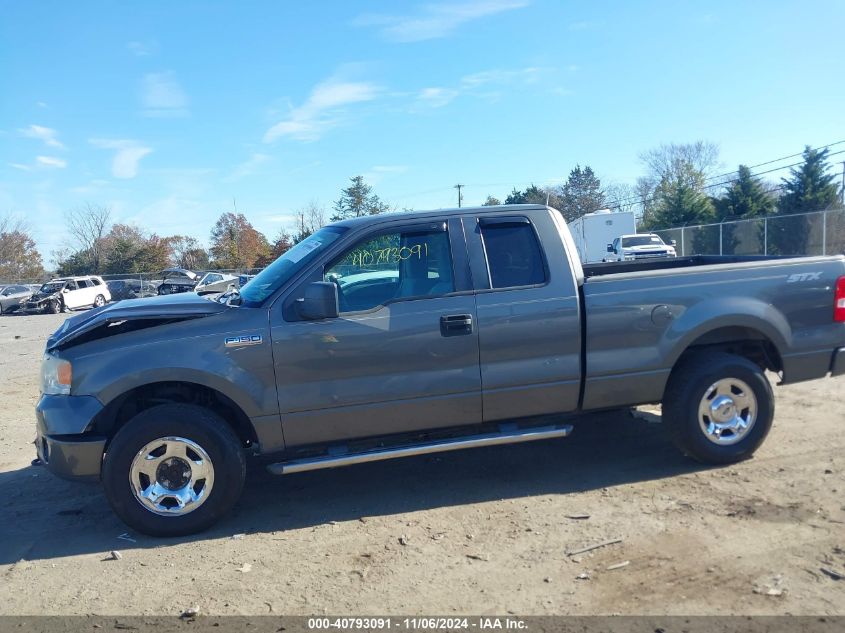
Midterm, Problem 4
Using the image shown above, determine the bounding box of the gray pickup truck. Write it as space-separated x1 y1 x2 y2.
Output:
35 204 845 536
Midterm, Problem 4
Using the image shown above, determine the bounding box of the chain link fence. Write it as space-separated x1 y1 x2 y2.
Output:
653 209 845 257
0 267 264 287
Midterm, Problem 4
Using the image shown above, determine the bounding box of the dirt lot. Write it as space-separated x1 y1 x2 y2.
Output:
0 312 843 616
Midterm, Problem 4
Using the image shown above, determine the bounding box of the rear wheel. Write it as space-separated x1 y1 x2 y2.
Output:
663 351 774 464
102 404 246 537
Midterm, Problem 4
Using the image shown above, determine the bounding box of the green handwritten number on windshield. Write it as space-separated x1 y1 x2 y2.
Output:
349 242 428 268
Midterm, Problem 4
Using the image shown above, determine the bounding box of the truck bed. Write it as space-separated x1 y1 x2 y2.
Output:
582 254 784 278
578 252 845 411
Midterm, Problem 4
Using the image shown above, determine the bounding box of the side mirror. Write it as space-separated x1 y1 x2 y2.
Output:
299 281 339 320
606 244 614 253
670 239 677 247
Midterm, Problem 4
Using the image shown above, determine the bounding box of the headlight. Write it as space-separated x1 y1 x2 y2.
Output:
41 353 72 395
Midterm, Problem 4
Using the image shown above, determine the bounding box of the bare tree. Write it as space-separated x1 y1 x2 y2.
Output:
66 203 112 272
604 182 640 215
294 200 327 242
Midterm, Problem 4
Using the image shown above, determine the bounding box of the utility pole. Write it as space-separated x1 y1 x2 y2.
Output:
454 184 464 208
840 162 845 205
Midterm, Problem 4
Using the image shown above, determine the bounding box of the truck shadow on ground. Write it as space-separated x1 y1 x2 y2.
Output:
0 410 709 564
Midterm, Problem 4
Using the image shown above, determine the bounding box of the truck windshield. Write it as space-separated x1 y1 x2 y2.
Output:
622 236 664 247
239 226 347 306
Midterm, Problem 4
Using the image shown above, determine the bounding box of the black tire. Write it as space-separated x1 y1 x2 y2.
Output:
47 299 61 314
102 404 246 537
93 294 106 308
663 351 774 464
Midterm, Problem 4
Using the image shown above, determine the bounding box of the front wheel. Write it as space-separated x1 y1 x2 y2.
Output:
93 294 106 308
102 404 246 537
662 351 774 464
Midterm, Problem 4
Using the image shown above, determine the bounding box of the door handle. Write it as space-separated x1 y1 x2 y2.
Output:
440 314 473 336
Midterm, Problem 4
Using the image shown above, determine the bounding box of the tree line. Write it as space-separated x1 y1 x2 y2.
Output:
481 143 844 255
2 142 843 282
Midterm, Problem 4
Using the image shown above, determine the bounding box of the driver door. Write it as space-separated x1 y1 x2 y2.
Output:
271 219 482 447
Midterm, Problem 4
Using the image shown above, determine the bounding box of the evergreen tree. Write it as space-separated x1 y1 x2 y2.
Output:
713 165 776 254
770 147 842 255
481 195 501 206
556 165 605 223
716 165 776 219
331 176 389 221
504 184 547 205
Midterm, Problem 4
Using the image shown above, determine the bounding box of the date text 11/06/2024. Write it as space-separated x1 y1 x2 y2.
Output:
307 617 528 630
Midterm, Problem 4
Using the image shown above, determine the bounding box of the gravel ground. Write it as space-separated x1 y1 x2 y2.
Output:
1 312 844 616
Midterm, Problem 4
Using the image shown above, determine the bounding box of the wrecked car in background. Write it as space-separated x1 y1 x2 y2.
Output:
0 284 35 314
23 276 110 314
194 272 237 295
156 268 199 295
106 279 159 302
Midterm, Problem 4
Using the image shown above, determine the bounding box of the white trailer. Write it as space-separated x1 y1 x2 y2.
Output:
568 210 636 264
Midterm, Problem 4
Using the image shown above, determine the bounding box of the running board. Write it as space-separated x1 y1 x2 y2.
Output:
266 423 573 475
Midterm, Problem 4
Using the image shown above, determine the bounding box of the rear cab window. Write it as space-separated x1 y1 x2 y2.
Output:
478 217 547 289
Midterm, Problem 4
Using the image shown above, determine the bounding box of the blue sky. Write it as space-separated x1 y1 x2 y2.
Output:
2 0 844 263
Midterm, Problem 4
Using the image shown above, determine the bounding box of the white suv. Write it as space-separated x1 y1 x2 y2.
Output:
23 276 112 314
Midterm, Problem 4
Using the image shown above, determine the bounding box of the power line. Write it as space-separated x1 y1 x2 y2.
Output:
605 148 845 211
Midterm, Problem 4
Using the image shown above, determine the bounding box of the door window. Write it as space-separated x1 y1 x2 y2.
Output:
325 226 455 313
479 220 546 289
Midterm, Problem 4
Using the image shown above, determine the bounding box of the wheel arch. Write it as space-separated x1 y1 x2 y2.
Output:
93 380 259 450
663 298 790 376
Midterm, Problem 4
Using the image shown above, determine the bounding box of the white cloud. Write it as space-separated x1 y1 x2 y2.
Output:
364 164 409 185
20 124 65 149
9 163 32 171
354 0 529 42
36 156 67 168
264 76 380 143
416 87 459 108
413 66 551 110
141 71 189 117
128 40 159 57
89 139 153 178
224 153 271 181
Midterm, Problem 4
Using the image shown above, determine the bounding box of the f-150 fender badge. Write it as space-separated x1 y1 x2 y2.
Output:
224 334 263 347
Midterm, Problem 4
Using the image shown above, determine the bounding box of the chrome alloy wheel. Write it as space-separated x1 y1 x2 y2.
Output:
697 378 757 446
129 437 215 516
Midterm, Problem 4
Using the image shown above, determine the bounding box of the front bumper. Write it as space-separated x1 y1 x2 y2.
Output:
35 394 106 482
832 347 845 377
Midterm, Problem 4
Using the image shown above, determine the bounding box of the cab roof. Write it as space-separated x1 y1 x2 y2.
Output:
330 204 551 229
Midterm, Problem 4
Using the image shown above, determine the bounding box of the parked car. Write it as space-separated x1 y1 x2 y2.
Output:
157 268 199 295
23 276 110 314
606 233 677 261
34 204 845 536
0 284 34 314
194 272 237 295
106 279 159 302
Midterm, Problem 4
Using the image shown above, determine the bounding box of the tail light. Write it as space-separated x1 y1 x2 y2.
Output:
836 276 845 322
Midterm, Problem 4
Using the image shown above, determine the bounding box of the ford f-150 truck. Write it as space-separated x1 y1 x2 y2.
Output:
35 205 845 536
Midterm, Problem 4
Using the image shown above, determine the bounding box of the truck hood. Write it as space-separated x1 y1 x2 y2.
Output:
47 293 228 350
